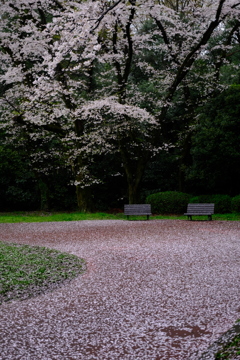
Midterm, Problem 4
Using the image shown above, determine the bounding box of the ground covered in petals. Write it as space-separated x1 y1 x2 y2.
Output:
0 220 239 359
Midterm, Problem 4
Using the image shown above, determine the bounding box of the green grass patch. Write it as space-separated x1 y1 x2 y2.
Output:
215 332 240 359
0 241 86 304
0 211 126 223
0 211 240 223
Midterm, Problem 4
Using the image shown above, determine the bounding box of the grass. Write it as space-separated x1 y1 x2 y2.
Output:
0 211 126 223
0 241 86 304
0 211 240 223
215 331 240 359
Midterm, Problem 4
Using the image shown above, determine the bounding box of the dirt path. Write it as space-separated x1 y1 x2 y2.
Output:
0 220 240 359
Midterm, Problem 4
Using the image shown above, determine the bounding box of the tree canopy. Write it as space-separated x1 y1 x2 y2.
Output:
0 0 240 210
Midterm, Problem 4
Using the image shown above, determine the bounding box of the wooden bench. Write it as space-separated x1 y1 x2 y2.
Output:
184 203 214 220
124 204 152 220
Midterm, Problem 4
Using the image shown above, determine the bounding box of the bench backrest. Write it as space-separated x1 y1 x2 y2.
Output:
186 203 215 214
124 204 152 215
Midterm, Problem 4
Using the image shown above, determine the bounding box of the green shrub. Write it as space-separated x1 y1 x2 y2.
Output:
146 191 192 214
231 195 240 212
189 194 232 213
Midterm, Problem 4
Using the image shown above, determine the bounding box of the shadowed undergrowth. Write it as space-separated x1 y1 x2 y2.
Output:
215 331 240 359
215 319 240 360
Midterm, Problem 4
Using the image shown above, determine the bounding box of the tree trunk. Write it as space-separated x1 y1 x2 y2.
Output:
75 185 92 212
74 154 93 212
127 181 141 204
120 146 149 204
178 131 192 192
38 178 50 211
178 164 186 193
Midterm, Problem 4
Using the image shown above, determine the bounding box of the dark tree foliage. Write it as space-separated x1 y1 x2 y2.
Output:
0 144 39 211
0 141 77 211
141 151 179 201
186 87 240 196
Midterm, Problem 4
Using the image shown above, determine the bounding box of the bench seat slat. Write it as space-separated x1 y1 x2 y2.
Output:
184 203 214 220
124 204 152 219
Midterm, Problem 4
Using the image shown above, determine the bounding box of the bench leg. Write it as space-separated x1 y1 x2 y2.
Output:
187 215 192 220
208 215 212 221
147 215 149 220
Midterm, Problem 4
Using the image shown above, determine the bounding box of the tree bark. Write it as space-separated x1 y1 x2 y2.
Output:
38 178 50 211
178 131 192 192
73 152 93 212
120 143 149 204
127 180 141 204
75 185 92 213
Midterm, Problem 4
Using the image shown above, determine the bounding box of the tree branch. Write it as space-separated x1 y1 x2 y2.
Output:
91 0 123 32
160 0 229 119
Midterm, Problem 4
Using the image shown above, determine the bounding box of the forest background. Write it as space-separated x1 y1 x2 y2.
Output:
0 0 240 213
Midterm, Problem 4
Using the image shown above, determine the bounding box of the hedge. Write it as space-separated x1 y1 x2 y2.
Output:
146 191 192 214
231 195 240 213
189 194 232 214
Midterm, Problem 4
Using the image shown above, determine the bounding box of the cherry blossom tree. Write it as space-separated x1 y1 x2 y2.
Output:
0 0 239 210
